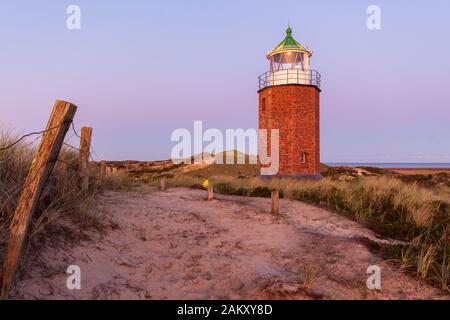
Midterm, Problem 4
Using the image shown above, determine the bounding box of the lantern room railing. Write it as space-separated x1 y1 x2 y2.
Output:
258 69 321 91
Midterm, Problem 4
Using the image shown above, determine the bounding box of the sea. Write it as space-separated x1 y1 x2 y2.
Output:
325 163 450 169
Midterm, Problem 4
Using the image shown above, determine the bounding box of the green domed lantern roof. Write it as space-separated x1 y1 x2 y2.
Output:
267 27 312 58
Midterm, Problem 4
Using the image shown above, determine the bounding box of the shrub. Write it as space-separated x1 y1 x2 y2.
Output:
249 186 272 198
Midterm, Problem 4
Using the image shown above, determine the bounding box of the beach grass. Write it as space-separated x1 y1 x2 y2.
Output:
0 130 105 271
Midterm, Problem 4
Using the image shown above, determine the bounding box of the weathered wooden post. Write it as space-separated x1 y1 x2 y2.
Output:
79 127 93 193
271 190 279 215
207 186 214 201
100 161 107 179
0 100 77 299
160 177 166 192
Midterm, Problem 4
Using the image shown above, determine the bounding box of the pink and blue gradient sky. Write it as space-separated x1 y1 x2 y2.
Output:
1 0 449 162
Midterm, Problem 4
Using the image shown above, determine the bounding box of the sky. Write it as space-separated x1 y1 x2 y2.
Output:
0 0 449 162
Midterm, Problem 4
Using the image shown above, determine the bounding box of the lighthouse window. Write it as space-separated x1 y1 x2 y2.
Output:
301 153 307 164
270 52 305 71
296 53 305 70
280 53 296 70
262 98 267 113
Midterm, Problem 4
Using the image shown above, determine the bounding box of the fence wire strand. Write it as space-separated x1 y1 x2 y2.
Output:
70 121 102 162
0 121 76 213
1 120 104 214
0 123 64 152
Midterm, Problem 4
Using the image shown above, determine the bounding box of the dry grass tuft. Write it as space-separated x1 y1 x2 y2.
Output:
101 174 139 192
0 130 109 276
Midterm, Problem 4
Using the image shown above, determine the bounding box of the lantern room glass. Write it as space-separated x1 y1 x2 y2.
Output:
270 52 305 72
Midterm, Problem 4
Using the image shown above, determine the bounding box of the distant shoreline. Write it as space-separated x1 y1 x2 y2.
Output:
326 163 450 169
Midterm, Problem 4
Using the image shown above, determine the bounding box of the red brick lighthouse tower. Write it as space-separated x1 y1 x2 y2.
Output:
258 27 321 178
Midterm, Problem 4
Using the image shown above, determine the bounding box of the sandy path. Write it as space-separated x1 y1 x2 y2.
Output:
13 188 448 300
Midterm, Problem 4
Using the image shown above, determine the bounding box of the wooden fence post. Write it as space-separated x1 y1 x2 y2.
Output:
100 161 107 180
160 177 166 191
79 127 92 193
207 186 214 201
271 191 279 215
0 100 77 299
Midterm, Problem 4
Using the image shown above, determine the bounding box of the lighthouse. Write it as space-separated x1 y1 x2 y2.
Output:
258 27 321 178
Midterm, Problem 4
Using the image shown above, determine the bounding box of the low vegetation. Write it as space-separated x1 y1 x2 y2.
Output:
0 131 106 275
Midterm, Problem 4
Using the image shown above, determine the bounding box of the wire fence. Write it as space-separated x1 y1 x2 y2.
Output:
0 120 104 222
70 121 102 162
0 120 102 163
0 122 73 152
0 101 114 298
0 120 101 157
